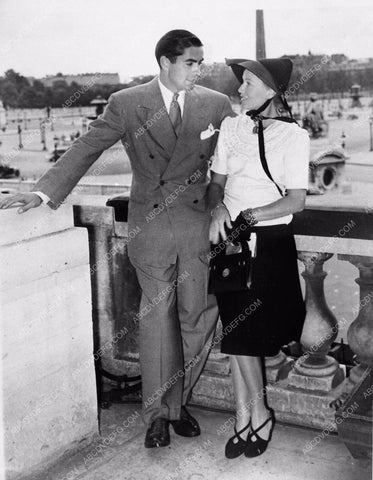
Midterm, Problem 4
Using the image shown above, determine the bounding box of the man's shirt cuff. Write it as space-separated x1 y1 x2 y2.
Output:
33 191 51 204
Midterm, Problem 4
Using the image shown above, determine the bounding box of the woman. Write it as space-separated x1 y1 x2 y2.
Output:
208 58 309 459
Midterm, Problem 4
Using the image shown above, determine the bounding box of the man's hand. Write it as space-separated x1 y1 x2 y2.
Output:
0 192 42 214
209 204 232 244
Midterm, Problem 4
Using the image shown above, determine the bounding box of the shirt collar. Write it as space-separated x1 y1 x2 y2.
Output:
157 76 185 114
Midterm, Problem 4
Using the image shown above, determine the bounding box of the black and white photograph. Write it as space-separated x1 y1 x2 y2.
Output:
0 0 372 479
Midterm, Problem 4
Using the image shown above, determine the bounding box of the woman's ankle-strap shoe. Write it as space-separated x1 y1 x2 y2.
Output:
244 408 276 458
225 420 251 459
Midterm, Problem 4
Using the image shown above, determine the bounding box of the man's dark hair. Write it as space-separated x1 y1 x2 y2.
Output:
155 30 203 67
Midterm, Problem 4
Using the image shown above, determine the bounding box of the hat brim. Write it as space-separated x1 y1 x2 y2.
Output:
225 58 278 93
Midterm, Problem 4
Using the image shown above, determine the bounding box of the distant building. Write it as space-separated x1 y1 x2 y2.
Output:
281 53 373 74
283 53 328 65
331 54 348 64
329 58 373 71
38 73 120 87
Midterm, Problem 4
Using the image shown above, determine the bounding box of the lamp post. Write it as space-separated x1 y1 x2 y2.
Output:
82 117 87 134
53 135 59 162
17 124 23 149
341 131 346 149
40 121 47 151
369 117 373 152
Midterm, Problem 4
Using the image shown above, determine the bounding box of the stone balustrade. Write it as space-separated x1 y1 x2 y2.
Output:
2 190 372 477
72 192 373 432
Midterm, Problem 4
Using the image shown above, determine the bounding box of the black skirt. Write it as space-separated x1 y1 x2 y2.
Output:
216 223 306 357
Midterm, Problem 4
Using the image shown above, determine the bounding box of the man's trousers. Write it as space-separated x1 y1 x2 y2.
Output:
131 254 218 425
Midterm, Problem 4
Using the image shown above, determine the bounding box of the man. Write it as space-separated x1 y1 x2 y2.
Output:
0 30 234 448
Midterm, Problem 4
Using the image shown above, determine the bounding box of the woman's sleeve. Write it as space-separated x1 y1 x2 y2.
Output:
210 118 229 175
283 127 310 189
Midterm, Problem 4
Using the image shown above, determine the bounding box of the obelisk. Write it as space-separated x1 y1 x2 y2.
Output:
256 10 266 60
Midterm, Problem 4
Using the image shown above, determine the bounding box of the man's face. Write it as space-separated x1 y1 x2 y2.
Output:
162 46 204 92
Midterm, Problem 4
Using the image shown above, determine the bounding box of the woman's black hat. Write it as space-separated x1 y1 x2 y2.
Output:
226 57 293 94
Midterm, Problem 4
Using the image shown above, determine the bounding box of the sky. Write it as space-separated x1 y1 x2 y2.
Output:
1 0 373 82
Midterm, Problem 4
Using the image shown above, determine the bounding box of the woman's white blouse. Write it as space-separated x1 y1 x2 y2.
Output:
211 114 310 226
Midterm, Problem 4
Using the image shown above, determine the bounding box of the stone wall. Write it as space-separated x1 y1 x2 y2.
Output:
0 204 98 479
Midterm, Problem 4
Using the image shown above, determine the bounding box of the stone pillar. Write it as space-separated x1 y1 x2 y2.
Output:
0 204 98 478
287 252 344 391
338 255 373 388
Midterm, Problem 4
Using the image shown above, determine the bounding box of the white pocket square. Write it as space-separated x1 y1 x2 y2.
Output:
200 123 219 140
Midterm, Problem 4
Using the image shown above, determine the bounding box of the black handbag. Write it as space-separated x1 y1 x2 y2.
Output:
208 239 251 294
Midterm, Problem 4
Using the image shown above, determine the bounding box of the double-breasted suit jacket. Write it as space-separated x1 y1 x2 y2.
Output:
34 77 233 265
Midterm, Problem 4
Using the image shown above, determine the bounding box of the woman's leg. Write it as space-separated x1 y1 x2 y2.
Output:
230 355 251 431
234 355 273 440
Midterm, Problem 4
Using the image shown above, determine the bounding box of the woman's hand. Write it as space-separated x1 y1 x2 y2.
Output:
209 204 232 244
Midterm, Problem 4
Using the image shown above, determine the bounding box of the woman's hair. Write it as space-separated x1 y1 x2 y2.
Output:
155 30 203 67
273 94 291 117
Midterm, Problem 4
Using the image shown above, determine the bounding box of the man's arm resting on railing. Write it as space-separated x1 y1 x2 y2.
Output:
0 93 126 213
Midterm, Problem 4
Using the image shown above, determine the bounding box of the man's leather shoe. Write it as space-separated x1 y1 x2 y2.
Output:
144 418 170 448
170 406 201 437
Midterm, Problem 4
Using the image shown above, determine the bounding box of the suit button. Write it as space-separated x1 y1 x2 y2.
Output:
153 204 159 208
200 154 205 159
193 199 198 204
159 180 165 186
149 154 154 159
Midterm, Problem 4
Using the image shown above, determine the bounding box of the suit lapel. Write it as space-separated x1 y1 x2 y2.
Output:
136 78 176 158
135 80 207 170
164 89 206 173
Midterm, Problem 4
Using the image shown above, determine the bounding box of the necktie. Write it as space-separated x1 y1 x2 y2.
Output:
169 93 182 137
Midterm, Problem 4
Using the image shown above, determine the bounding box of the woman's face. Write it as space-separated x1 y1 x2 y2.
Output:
238 70 275 111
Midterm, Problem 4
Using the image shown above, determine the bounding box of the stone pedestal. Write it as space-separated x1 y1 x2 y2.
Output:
288 252 345 391
265 351 292 383
0 204 98 478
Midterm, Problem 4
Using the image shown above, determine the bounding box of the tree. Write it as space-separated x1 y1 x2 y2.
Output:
18 86 38 108
0 81 19 108
4 69 30 92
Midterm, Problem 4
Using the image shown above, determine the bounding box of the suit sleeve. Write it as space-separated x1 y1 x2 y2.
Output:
220 96 235 122
210 117 229 175
33 93 126 209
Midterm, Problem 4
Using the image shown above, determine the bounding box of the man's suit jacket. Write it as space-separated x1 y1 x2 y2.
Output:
34 77 234 265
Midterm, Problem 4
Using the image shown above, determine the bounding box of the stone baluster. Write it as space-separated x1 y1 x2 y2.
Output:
287 252 345 391
338 254 373 389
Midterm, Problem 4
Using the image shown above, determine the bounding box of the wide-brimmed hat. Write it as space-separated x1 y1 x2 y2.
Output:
226 57 293 95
